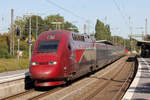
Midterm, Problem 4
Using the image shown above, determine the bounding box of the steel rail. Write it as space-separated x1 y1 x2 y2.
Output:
2 89 35 100
2 87 62 100
28 87 62 100
59 57 127 100
112 61 134 100
84 57 129 100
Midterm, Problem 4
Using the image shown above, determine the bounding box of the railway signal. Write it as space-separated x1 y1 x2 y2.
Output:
16 26 20 37
16 26 21 60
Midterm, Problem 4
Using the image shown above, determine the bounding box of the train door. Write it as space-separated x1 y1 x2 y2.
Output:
67 42 78 78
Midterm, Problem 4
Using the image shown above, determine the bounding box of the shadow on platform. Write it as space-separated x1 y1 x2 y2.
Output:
129 82 150 94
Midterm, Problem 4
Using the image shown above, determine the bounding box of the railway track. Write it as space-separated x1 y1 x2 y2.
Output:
2 87 62 100
2 89 35 100
77 56 136 100
84 63 129 100
29 87 62 100
112 57 136 100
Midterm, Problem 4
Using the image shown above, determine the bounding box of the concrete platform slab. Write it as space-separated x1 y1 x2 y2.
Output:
122 57 150 100
0 69 29 83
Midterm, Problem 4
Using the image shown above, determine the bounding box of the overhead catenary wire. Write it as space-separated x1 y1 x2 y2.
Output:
45 0 95 34
119 0 128 18
112 0 129 28
45 0 86 21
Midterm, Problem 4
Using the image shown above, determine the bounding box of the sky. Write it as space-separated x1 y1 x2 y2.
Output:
0 0 150 39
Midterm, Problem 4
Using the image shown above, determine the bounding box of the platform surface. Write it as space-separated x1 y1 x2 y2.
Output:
0 69 29 83
122 57 150 100
0 69 28 77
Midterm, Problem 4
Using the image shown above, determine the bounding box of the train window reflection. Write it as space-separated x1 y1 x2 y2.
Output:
38 40 59 52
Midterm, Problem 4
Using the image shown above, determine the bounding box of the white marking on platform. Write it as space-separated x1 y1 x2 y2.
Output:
122 58 143 100
141 58 150 71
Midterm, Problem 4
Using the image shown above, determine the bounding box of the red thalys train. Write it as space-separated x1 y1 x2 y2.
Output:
29 30 125 87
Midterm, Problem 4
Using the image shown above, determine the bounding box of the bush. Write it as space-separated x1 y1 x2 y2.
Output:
0 48 11 58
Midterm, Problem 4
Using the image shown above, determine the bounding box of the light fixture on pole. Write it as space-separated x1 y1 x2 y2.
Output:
51 22 62 30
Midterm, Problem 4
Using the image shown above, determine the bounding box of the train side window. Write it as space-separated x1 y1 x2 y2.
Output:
68 44 71 50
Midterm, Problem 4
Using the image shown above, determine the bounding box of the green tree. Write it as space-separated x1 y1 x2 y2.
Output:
95 19 111 40
0 34 11 58
22 15 44 40
95 19 103 40
44 14 64 30
105 25 111 40
14 14 79 40
144 35 150 41
63 21 78 32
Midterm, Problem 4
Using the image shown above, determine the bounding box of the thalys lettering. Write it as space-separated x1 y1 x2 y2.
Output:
29 30 125 87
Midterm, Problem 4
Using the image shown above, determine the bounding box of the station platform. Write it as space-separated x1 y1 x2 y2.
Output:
122 57 150 100
0 69 29 83
0 69 28 77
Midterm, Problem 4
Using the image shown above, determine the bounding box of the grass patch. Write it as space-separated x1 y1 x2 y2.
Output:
0 58 30 73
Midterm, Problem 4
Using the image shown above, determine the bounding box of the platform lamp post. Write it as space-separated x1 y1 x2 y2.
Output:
51 22 62 30
68 27 78 32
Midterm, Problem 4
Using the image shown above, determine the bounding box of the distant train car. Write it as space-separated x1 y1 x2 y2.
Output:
29 30 125 87
137 41 150 57
96 40 125 68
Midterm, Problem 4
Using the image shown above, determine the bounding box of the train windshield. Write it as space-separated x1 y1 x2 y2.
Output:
38 40 59 52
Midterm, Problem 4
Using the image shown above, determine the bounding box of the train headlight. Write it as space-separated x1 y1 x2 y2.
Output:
53 61 57 65
32 62 38 66
48 61 57 65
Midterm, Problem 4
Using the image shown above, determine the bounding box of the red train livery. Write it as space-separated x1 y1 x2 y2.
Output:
29 30 125 87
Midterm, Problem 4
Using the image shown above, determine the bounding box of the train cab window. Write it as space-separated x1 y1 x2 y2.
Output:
38 40 59 52
68 44 71 50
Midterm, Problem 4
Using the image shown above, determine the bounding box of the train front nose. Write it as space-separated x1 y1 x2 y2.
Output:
29 56 62 80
